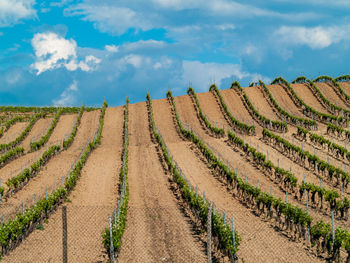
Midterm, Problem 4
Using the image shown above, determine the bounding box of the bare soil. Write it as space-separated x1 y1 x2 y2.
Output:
0 111 100 223
245 86 279 120
20 117 53 152
338 82 350 99
220 89 256 127
3 108 123 262
185 92 349 228
152 97 321 262
292 83 328 113
267 84 304 117
0 122 28 144
3 85 349 262
314 82 348 108
118 102 206 263
0 114 77 198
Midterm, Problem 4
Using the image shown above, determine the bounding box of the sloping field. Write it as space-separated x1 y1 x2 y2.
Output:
314 82 348 108
0 114 77 194
268 84 304 117
3 80 350 262
119 102 205 262
292 83 329 113
1 111 100 221
244 86 279 120
2 108 122 262
0 121 27 144
338 82 350 97
20 117 52 152
152 97 319 262
220 89 257 129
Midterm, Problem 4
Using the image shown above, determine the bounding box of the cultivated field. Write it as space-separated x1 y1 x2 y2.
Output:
1 75 350 262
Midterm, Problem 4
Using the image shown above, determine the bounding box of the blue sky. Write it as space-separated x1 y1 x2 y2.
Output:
1 0 350 106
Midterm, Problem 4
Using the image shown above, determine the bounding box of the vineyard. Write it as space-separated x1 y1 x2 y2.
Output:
1 75 350 262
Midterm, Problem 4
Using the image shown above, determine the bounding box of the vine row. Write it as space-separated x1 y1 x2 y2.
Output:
1 107 86 199
163 91 241 259
231 81 287 132
327 123 350 141
0 101 107 257
63 106 84 150
0 113 46 152
167 90 350 261
187 87 225 137
228 131 348 218
5 145 60 193
29 109 63 151
259 80 317 130
103 98 129 260
314 75 350 106
209 84 255 135
262 129 350 188
297 126 350 163
272 77 344 125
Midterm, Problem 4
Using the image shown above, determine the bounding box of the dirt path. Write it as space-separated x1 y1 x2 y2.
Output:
20 117 53 152
152 98 321 263
219 89 257 127
292 83 329 113
197 92 228 127
2 108 124 262
0 114 77 197
118 102 206 263
0 111 100 223
268 84 304 117
244 86 279 120
338 82 350 99
314 82 348 109
46 114 77 145
0 122 28 144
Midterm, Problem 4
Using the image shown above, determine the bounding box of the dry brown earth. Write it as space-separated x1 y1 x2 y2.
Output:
118 102 206 263
152 97 321 262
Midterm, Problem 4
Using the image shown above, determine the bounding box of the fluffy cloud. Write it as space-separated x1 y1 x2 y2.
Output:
65 4 153 35
31 32 101 75
53 80 78 106
105 44 119 52
64 0 320 36
274 25 350 49
0 0 36 27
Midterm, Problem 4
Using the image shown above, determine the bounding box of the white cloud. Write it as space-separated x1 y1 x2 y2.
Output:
0 0 36 27
50 0 72 7
65 0 320 37
122 40 166 51
78 55 101 71
153 57 172 70
5 68 22 85
68 80 78 91
123 54 143 68
65 5 152 35
153 62 162 70
216 24 235 31
40 8 51 13
105 44 119 52
274 25 350 49
31 32 101 75
53 80 78 106
182 60 266 90
152 0 319 21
